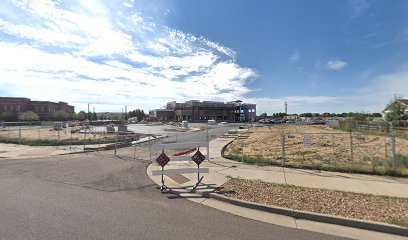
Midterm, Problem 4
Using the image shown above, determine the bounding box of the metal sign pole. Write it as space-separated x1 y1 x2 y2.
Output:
206 125 210 162
197 164 200 182
161 166 165 191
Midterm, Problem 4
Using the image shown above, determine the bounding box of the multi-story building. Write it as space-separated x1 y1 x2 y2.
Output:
0 97 75 120
149 100 256 122
148 109 176 121
233 102 257 122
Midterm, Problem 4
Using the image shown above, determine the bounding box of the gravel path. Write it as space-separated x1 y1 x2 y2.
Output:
219 178 408 227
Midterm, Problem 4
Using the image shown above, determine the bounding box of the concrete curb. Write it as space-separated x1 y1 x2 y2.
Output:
158 183 407 237
201 192 408 237
57 150 95 155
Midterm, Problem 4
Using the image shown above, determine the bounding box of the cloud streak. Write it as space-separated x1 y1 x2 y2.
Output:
326 59 348 70
289 49 300 63
0 0 255 111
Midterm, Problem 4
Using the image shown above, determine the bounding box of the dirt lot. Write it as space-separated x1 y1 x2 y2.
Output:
224 124 408 169
220 178 408 227
0 127 141 143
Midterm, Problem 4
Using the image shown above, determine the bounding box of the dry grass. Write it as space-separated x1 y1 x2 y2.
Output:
224 125 408 175
0 127 145 146
219 178 408 227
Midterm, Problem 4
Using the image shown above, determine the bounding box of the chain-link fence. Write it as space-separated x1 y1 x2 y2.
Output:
113 124 211 162
335 120 408 134
224 125 408 176
0 122 213 162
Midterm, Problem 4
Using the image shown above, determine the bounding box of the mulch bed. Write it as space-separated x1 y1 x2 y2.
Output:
218 178 408 226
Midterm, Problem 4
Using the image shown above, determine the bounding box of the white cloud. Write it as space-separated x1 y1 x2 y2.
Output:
289 49 300 63
326 59 348 70
347 0 371 18
0 0 257 112
123 1 133 8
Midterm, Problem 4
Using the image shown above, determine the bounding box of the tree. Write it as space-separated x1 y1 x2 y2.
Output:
18 111 39 121
271 112 286 119
385 102 408 122
54 111 69 121
371 113 383 118
300 113 313 117
0 112 18 121
128 109 145 121
92 112 97 121
75 111 87 121
351 112 368 121
258 113 268 118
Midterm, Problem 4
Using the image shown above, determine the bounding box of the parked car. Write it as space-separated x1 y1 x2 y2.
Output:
311 119 325 125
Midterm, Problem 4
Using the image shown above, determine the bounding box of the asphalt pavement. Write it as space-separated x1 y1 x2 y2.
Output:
0 124 348 240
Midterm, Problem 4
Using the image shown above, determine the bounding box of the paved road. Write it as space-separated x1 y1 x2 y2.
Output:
0 126 348 240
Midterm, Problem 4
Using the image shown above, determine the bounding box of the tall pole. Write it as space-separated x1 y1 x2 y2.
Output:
88 103 90 120
284 102 288 115
206 124 209 161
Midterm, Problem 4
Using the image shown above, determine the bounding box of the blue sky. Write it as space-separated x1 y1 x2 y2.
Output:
0 0 407 114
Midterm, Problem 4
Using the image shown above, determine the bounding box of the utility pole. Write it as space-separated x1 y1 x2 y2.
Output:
284 102 288 115
125 105 127 120
87 103 90 120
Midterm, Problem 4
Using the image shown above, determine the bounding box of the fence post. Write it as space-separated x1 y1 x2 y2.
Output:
332 134 336 164
281 132 286 165
114 131 118 156
241 138 244 162
148 129 151 160
206 125 210 161
349 131 354 162
390 122 396 170
19 127 21 144
384 138 387 158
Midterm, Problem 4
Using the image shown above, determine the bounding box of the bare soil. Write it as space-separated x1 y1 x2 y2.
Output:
0 127 142 142
224 125 408 167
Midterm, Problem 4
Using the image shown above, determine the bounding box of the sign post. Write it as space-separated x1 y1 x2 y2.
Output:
191 148 206 191
156 149 170 191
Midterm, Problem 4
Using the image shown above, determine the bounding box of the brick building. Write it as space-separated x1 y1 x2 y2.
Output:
0 97 75 120
149 100 256 122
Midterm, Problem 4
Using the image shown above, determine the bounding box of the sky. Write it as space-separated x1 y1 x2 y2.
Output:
0 0 407 114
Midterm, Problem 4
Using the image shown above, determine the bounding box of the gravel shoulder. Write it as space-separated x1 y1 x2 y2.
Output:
218 178 408 228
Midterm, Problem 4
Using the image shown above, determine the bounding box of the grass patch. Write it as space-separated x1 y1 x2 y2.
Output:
387 218 408 228
224 154 408 177
225 154 276 166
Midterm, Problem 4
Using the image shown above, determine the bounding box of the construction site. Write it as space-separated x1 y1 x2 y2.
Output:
223 124 408 176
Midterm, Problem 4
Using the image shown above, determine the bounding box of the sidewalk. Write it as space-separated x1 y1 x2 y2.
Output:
147 137 408 240
148 138 408 198
0 135 165 159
